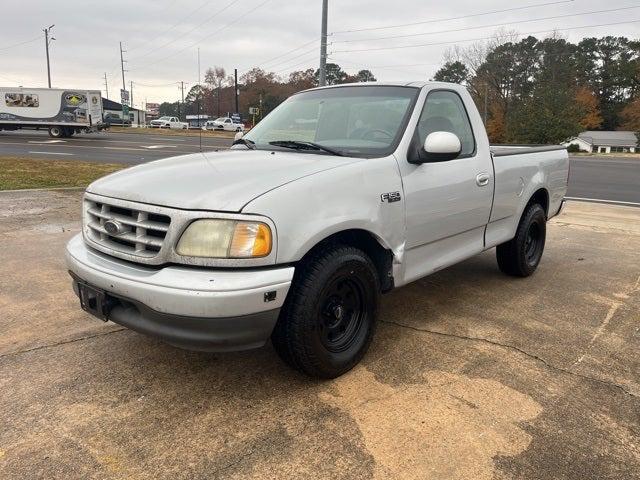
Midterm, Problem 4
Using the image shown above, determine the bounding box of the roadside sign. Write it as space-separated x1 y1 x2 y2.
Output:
231 113 241 123
123 105 129 116
249 107 259 115
120 89 130 106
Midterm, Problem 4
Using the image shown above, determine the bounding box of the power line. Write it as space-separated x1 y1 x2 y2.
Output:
127 0 211 54
263 45 321 71
129 0 243 62
331 18 640 54
133 81 183 87
257 38 319 68
274 54 319 74
130 0 272 71
0 35 41 52
332 5 640 44
331 0 576 34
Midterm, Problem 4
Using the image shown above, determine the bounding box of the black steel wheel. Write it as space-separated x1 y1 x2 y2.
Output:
497 203 546 277
272 244 379 378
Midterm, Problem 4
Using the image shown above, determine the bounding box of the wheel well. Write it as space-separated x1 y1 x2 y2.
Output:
301 229 395 293
527 188 549 218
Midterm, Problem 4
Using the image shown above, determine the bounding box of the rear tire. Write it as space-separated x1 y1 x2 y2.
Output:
496 203 546 277
48 126 63 138
272 244 380 378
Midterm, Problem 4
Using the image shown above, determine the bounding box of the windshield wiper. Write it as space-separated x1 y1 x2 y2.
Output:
232 137 256 150
269 140 344 156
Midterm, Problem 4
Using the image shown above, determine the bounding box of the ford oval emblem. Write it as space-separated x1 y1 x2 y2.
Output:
104 219 123 235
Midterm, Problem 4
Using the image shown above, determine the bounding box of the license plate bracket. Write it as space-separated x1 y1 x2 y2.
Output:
77 282 110 321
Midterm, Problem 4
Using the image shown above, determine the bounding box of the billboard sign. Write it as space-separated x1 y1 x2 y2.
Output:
146 102 160 116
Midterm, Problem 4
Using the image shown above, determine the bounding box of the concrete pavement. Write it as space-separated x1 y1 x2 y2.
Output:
1 190 638 479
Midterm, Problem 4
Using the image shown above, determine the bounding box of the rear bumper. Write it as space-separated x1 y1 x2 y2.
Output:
65 234 294 351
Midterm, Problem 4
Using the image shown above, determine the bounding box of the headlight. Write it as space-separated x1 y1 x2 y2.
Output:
176 219 272 258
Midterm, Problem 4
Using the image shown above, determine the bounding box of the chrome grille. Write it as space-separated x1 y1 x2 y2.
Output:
84 199 171 258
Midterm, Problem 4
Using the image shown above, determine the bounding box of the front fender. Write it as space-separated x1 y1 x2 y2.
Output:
241 155 405 264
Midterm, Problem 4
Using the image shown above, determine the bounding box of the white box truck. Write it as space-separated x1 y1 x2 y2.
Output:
0 87 106 138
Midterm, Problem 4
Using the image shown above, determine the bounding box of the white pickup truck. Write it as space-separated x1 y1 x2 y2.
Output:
148 116 188 129
66 82 568 378
204 117 245 132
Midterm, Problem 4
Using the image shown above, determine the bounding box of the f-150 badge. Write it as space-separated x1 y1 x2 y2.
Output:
381 192 401 203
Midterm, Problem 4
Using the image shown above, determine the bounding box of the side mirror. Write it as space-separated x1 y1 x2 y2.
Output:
422 131 462 162
234 131 244 142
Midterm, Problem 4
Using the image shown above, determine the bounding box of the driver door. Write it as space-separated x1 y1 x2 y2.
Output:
398 89 494 284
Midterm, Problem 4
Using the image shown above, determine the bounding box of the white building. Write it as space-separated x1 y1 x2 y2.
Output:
102 98 146 126
564 131 638 153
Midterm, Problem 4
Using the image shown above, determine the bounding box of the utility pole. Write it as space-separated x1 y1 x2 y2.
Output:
130 80 134 108
180 81 185 120
319 0 328 86
484 84 488 125
103 73 109 99
119 42 127 91
234 68 239 115
119 42 128 125
43 25 55 88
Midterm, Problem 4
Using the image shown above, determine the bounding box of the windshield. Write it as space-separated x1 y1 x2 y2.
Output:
158 116 171 121
242 86 419 157
214 117 227 122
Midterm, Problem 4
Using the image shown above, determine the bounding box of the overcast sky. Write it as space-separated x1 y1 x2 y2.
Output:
1 0 639 107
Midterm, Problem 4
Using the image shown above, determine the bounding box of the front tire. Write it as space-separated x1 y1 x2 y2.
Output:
496 203 546 277
272 244 380 378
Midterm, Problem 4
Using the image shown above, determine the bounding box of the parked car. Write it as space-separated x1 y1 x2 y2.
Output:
203 117 245 132
149 116 188 129
103 113 131 127
66 82 569 378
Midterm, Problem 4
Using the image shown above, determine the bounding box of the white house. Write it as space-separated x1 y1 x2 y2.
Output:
564 131 638 153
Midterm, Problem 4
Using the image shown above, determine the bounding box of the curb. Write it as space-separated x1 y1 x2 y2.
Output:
0 186 86 194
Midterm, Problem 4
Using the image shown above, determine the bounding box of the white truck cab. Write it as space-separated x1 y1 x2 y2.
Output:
66 82 568 378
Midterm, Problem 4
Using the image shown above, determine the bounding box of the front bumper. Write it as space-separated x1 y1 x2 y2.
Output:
65 234 294 351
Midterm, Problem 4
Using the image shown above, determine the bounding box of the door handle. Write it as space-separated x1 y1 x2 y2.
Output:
476 173 491 187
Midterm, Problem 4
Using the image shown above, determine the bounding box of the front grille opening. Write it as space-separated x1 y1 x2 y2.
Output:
110 205 134 217
148 212 170 224
146 229 165 238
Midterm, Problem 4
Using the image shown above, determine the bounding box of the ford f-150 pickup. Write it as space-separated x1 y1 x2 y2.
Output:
66 82 569 378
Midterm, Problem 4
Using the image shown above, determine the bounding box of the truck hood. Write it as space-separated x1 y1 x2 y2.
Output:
87 149 362 212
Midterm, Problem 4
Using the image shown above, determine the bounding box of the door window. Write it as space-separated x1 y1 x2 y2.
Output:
416 90 476 157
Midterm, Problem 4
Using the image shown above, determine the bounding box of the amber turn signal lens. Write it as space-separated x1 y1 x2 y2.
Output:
229 222 272 258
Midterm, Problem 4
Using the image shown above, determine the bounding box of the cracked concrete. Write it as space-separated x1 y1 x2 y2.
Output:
0 190 639 480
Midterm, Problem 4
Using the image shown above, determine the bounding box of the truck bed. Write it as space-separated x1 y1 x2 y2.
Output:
490 145 567 157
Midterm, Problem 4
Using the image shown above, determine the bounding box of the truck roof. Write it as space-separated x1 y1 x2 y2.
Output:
301 81 463 93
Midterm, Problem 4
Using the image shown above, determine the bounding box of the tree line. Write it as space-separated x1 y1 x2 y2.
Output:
158 64 376 124
157 35 639 145
434 35 640 144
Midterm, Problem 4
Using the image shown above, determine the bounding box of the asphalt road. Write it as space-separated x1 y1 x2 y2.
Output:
568 155 640 205
1 131 638 204
0 130 232 164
